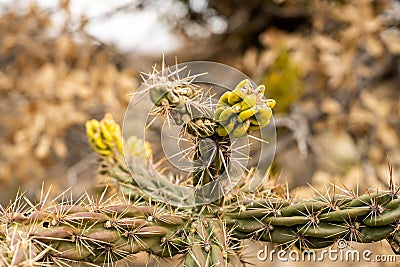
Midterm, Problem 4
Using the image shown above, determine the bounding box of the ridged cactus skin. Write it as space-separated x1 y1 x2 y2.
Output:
225 191 400 249
2 67 400 266
2 185 400 266
0 194 187 266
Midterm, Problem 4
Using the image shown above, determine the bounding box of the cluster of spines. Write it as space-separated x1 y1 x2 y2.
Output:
145 67 200 108
185 218 242 266
140 61 203 125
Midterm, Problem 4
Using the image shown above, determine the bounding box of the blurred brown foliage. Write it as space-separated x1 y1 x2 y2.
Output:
0 0 400 205
0 4 137 202
242 0 400 194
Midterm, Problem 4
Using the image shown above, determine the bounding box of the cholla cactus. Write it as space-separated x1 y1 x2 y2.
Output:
1 62 400 267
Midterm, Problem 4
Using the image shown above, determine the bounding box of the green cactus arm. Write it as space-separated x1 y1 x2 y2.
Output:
2 185 400 266
0 193 189 266
223 189 400 253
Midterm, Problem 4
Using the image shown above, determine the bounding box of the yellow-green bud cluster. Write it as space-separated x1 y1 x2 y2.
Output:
214 79 276 138
85 114 123 157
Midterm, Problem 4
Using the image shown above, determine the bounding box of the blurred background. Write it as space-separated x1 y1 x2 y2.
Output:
0 0 399 265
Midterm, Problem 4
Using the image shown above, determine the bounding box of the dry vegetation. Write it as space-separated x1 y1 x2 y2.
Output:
0 1 400 266
0 4 138 201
